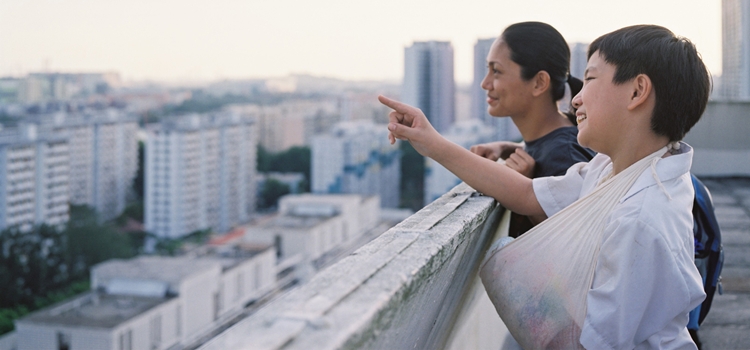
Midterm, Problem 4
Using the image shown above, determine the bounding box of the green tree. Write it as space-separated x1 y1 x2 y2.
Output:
0 206 138 335
257 145 311 192
133 141 145 200
65 205 135 274
400 142 425 211
257 145 272 173
258 179 291 209
0 225 70 308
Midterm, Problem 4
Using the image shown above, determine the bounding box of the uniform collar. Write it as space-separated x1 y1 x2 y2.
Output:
620 142 693 202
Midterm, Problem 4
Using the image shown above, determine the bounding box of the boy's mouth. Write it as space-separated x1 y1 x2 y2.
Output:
576 113 587 124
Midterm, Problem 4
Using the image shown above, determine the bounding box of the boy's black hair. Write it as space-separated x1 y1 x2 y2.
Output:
588 25 711 141
503 21 583 124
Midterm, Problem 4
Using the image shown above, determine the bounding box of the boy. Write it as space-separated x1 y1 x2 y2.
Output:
379 25 708 349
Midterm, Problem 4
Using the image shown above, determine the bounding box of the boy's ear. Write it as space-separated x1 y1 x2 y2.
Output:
531 71 551 97
627 74 654 111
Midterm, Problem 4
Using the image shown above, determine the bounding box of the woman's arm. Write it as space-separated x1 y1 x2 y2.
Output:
380 95 545 216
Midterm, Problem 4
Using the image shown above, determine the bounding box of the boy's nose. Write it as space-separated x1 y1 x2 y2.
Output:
571 92 582 109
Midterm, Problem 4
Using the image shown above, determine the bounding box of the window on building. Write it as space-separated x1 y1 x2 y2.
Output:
119 330 132 350
213 292 221 321
274 235 282 259
57 331 71 350
236 272 243 300
176 305 182 337
254 263 262 291
150 314 161 350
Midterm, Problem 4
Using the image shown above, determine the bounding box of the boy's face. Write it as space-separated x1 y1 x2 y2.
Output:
572 51 632 154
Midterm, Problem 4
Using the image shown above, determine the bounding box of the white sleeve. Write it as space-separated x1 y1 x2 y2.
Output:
579 217 703 350
532 161 588 217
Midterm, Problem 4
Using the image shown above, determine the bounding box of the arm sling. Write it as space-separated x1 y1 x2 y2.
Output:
479 146 669 349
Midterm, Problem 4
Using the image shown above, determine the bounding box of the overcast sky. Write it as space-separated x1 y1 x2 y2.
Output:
0 0 722 84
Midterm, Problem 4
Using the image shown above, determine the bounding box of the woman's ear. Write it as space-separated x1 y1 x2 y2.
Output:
627 74 653 111
531 71 551 97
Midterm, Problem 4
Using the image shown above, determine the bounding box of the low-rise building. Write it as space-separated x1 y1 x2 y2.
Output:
243 194 380 280
15 246 275 350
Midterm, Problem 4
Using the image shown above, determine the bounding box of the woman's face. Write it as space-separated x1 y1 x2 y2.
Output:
481 38 537 117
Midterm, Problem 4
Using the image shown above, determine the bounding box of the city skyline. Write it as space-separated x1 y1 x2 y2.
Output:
0 0 721 84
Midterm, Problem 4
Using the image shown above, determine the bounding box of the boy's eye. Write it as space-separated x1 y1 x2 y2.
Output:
584 77 595 81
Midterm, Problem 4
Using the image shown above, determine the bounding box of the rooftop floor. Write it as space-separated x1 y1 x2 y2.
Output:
697 177 750 350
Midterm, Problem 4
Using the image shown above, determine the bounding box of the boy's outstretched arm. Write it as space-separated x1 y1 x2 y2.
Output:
379 95 545 217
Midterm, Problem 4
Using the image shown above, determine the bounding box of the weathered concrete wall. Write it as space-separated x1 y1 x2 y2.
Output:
199 183 507 350
685 100 750 176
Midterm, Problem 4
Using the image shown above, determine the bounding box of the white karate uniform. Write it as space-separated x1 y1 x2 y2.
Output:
532 142 706 350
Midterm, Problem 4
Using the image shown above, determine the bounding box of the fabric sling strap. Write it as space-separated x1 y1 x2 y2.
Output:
479 146 670 350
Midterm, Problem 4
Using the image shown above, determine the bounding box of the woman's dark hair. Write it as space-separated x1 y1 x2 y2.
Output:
588 25 711 141
502 22 582 124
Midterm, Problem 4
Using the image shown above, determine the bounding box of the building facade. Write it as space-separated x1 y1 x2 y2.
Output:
243 194 380 281
424 120 495 204
29 109 139 221
403 41 456 133
145 112 257 238
569 42 589 81
229 100 339 153
723 0 750 99
471 38 521 142
15 247 275 350
0 125 69 231
311 121 400 208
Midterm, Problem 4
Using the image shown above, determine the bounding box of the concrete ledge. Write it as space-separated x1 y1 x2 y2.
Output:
199 183 504 350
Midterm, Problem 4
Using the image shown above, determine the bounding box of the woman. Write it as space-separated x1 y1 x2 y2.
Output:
469 22 594 237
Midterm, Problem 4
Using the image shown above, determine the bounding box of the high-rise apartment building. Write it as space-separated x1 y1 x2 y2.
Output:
311 121 400 208
145 113 257 238
569 42 589 80
471 38 521 142
723 0 750 100
403 41 455 133
424 120 495 203
0 125 69 231
229 100 339 153
30 110 139 221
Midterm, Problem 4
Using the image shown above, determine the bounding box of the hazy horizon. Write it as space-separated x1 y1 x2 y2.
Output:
0 0 722 85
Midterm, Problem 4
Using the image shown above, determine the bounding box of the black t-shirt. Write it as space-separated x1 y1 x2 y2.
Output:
508 126 595 238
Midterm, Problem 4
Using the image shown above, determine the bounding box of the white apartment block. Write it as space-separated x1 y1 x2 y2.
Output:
723 0 750 100
569 42 589 81
15 247 275 350
403 41 455 133
311 121 400 208
425 120 496 204
228 100 339 153
28 110 139 221
244 194 379 270
0 124 69 231
145 112 257 238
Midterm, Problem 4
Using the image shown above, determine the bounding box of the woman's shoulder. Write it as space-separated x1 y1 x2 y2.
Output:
529 127 596 177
